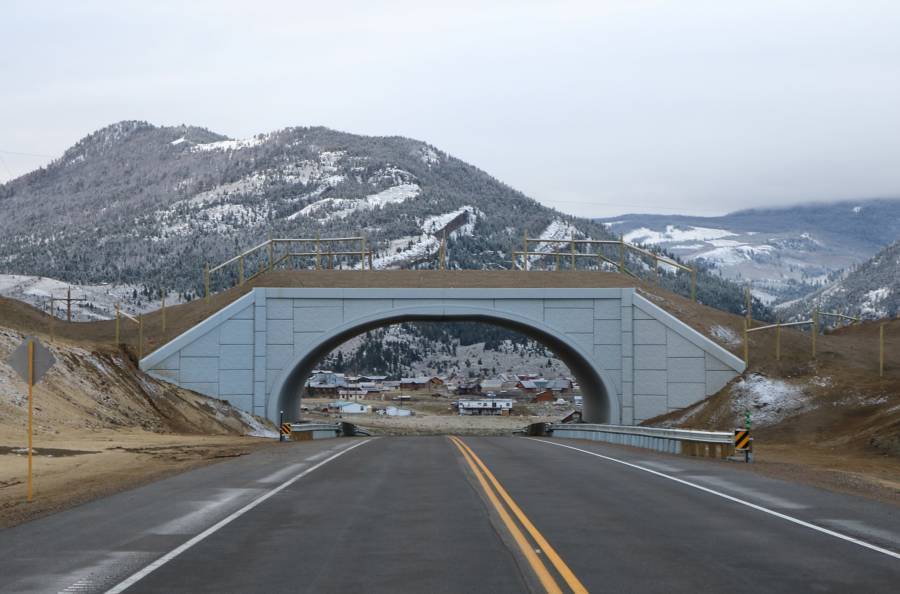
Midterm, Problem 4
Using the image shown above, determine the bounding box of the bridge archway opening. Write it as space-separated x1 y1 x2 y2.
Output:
269 309 617 425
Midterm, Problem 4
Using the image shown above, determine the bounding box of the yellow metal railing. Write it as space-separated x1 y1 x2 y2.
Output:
743 306 861 365
511 236 697 301
204 236 374 302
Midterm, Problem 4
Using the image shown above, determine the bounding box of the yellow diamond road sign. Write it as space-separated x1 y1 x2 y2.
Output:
6 337 56 385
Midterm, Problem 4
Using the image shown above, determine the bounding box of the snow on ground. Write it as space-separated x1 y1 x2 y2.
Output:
170 136 187 146
624 225 736 246
419 146 441 166
0 274 170 320
422 206 479 237
861 287 891 318
687 244 775 267
751 289 779 306
512 219 583 266
368 206 478 269
710 324 741 347
191 135 268 152
295 183 420 222
236 410 279 439
729 373 808 426
539 219 580 243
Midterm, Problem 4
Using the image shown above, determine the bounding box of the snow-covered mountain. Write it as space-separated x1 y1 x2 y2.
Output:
0 274 158 320
598 199 900 305
780 239 900 320
0 121 621 297
0 120 751 317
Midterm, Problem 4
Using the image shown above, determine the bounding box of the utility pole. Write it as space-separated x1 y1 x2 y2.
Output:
54 287 87 322
745 283 752 329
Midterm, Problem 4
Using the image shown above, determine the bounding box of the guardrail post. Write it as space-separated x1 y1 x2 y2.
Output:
691 268 697 302
361 237 368 270
204 263 210 304
315 234 321 270
267 236 274 271
555 251 560 271
570 239 576 270
138 313 144 360
880 322 885 377
238 256 245 286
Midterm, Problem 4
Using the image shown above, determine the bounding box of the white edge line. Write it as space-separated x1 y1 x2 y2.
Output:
104 439 372 593
526 438 900 561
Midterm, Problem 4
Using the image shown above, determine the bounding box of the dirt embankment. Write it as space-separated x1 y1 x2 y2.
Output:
0 326 276 528
644 309 900 505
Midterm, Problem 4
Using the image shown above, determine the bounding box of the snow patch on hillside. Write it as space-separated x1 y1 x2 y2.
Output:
860 287 891 317
419 146 441 166
730 373 808 426
369 206 479 269
295 183 421 222
690 244 775 267
624 225 736 245
0 274 159 321
710 324 741 347
192 135 268 152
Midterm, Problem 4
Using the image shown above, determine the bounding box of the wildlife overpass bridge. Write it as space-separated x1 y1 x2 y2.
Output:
140 273 744 424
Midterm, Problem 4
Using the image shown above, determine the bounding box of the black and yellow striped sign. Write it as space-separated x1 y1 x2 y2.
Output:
734 429 751 450
280 423 292 437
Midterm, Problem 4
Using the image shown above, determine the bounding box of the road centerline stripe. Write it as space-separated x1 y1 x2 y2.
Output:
103 439 373 594
449 437 563 594
528 438 900 561
454 437 589 594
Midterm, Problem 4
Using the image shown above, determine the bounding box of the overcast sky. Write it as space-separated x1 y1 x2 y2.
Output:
2 1 899 217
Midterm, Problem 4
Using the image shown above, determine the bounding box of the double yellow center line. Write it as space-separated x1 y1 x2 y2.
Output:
449 436 588 594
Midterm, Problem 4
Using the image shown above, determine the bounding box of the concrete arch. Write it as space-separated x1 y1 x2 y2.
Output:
267 305 620 424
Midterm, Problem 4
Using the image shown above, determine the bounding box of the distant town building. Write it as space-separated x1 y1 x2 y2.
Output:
479 378 503 393
545 378 572 393
400 376 444 391
328 401 370 414
382 406 414 417
531 390 555 403
516 380 540 394
457 398 513 416
307 371 347 396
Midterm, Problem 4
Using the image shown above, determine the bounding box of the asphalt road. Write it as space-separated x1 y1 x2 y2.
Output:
0 436 898 593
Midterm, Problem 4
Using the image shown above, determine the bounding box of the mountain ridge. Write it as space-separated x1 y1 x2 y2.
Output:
0 120 752 318
597 198 900 305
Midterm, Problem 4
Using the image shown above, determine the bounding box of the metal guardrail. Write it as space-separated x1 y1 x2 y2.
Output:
536 423 734 457
287 422 371 439
289 422 343 440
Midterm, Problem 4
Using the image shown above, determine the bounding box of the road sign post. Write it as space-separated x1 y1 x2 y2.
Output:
735 412 752 464
6 337 57 502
